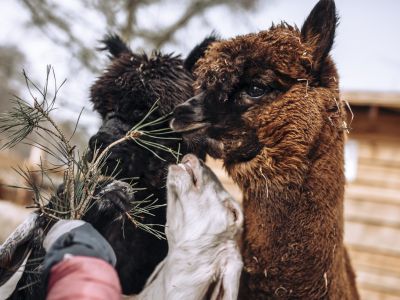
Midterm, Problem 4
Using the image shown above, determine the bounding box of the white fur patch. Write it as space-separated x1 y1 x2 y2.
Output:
127 155 243 300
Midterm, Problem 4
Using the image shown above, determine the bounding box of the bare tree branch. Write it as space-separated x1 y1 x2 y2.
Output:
120 0 140 41
17 0 261 71
137 0 246 48
20 0 98 71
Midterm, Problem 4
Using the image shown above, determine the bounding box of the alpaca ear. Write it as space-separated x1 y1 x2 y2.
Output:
224 199 243 229
98 33 132 59
184 33 219 72
301 0 338 71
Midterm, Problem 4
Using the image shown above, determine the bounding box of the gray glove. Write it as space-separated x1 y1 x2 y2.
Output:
42 220 116 282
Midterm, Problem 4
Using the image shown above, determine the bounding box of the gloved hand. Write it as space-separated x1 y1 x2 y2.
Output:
43 220 117 278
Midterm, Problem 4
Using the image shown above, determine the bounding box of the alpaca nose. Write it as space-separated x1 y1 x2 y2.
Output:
181 154 202 184
173 92 205 122
181 153 200 168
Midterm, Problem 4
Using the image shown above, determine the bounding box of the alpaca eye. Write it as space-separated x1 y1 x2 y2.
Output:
244 84 270 98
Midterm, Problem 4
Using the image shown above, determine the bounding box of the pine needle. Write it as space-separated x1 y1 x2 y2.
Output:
0 66 181 241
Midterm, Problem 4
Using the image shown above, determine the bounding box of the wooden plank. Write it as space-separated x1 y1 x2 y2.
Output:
345 199 400 229
348 244 400 299
356 269 400 297
348 244 400 259
343 91 400 109
345 215 400 230
358 161 400 175
357 139 400 168
356 139 400 165
354 164 400 189
349 108 400 138
348 248 400 277
359 289 400 300
344 221 400 254
345 184 400 206
359 158 400 169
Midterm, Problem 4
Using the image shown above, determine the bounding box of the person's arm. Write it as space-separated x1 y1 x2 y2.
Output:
43 220 121 300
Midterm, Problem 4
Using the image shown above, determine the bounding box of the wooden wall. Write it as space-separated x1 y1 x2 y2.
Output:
345 107 400 299
0 151 35 205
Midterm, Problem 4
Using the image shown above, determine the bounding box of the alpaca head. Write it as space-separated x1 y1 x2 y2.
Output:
88 34 216 179
166 154 242 244
90 33 217 123
90 34 194 123
171 0 342 166
91 35 192 124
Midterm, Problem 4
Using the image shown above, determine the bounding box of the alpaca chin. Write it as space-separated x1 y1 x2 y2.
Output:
169 118 209 133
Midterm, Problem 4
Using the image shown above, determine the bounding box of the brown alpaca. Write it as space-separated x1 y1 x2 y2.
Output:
171 0 359 298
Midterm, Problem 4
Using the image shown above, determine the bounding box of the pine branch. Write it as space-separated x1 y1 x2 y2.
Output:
0 66 181 239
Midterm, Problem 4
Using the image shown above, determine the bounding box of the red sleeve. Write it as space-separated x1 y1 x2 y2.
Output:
46 256 121 300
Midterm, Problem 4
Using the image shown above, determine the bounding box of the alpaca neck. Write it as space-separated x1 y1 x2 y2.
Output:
228 126 348 297
136 240 237 300
245 129 344 247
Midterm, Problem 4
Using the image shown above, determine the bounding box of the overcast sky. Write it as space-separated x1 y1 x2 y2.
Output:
0 0 399 131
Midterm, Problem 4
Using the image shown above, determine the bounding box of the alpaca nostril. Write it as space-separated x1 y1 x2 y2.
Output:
181 154 199 169
173 103 196 119
173 92 206 118
182 153 197 164
171 93 209 132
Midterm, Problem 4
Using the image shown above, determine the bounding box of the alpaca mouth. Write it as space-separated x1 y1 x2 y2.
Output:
170 119 209 133
178 161 197 185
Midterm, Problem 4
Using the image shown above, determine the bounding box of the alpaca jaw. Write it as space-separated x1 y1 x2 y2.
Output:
170 92 210 133
169 119 209 133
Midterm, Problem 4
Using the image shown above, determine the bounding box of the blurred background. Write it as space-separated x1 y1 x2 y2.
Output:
0 0 399 299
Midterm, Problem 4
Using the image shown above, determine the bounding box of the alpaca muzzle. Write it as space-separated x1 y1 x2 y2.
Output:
170 92 209 133
169 154 202 189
